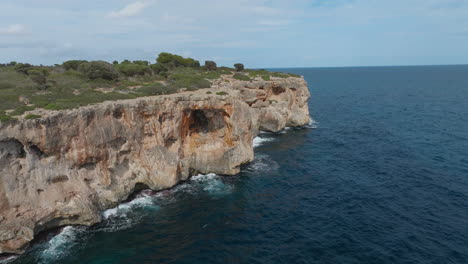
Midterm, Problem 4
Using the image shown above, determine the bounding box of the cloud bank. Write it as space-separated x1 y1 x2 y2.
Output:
0 24 25 34
107 1 153 18
0 0 467 67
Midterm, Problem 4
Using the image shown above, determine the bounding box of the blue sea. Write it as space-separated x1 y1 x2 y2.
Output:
6 65 468 264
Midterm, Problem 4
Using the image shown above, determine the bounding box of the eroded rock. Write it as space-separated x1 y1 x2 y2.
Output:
0 76 310 254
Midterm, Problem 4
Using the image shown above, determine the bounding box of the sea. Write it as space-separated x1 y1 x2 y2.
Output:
4 65 468 264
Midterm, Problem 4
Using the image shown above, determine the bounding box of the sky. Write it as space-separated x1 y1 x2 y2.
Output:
1 0 468 68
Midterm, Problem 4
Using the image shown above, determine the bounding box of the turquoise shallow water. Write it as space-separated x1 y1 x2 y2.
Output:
6 65 468 264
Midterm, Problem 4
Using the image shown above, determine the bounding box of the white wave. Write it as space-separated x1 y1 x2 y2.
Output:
99 193 159 232
253 136 274 147
307 117 318 128
0 256 17 264
245 154 279 173
39 226 82 263
172 182 196 195
191 173 233 195
102 194 155 219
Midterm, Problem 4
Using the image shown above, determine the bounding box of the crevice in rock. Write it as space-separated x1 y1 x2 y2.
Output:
165 136 177 147
82 110 95 126
113 108 123 119
0 139 26 158
107 137 127 150
28 144 46 158
158 113 173 125
47 175 69 184
272 84 286 95
78 162 97 170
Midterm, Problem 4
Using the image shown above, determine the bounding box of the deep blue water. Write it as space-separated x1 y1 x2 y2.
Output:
7 65 468 264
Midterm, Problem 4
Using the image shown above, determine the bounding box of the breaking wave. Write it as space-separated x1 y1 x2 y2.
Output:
100 193 159 232
306 117 318 129
244 154 279 174
253 136 275 147
190 173 233 195
0 256 17 264
38 226 85 263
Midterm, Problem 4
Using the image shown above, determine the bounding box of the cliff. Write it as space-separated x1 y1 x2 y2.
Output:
0 76 310 254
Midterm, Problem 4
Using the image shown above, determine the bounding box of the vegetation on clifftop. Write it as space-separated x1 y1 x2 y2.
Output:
0 53 300 120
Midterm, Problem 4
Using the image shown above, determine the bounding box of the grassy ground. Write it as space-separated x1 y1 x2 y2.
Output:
0 55 299 120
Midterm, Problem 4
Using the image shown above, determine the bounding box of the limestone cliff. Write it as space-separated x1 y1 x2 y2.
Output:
0 76 310 254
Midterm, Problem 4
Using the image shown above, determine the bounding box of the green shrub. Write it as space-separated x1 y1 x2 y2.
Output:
0 82 14 90
14 63 33 74
216 91 228 95
217 67 233 75
78 61 119 80
169 73 211 90
133 60 149 66
206 91 212 94
10 105 35 116
44 103 61 110
134 83 175 96
200 71 221 79
271 72 289 78
234 63 244 72
204 61 217 71
248 69 271 81
25 114 41 119
114 63 150 77
233 73 251 81
119 80 141 87
33 90 135 110
288 73 301 78
28 69 48 90
63 60 88 71
150 63 168 75
87 78 117 88
0 113 15 122
156 52 200 68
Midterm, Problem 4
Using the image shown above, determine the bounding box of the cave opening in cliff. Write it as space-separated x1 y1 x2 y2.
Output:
0 139 26 159
185 109 226 135
190 110 209 133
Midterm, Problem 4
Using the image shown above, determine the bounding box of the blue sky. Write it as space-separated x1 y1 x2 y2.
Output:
1 0 467 67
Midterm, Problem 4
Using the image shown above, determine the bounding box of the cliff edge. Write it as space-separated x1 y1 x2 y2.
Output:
0 76 310 254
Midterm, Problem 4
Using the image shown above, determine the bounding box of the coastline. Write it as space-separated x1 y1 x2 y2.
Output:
0 76 311 255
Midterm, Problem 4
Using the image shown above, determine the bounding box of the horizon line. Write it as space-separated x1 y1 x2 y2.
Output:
263 63 468 69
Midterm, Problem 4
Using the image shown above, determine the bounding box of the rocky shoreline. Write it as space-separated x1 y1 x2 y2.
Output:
0 76 310 254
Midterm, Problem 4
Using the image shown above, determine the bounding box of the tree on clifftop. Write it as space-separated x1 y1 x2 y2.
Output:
205 61 217 71
78 61 119 80
62 60 88 71
156 52 200 68
28 68 49 90
234 63 244 72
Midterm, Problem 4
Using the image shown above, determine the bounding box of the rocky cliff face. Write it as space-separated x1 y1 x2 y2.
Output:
0 76 310 254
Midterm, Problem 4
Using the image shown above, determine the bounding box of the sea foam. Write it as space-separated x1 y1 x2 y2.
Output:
191 173 233 195
253 136 274 147
39 226 83 263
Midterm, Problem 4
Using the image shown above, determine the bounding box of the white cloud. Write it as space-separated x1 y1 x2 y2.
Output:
107 1 153 18
0 24 24 34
